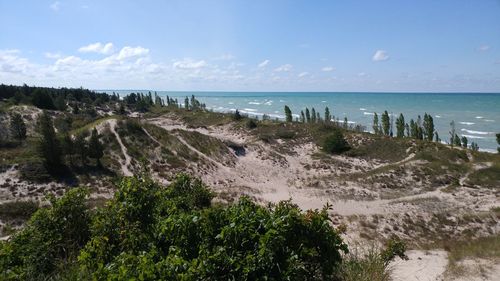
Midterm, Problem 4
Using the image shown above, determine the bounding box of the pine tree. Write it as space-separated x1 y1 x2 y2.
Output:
324 107 331 123
405 123 410 137
470 142 479 151
497 133 500 153
9 113 27 142
36 111 62 168
311 108 317 123
395 113 405 138
74 133 88 165
61 133 74 164
233 109 242 121
184 97 190 109
381 111 390 136
409 119 417 138
88 128 104 166
316 112 321 122
284 106 293 122
300 110 305 123
449 121 456 147
305 108 311 123
453 134 461 147
434 132 440 143
423 113 435 141
343 117 348 129
373 113 380 135
416 115 424 140
461 136 468 148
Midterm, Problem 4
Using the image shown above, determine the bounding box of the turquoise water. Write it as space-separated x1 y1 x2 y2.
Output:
109 91 500 152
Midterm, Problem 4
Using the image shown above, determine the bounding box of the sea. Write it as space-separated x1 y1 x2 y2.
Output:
106 91 500 153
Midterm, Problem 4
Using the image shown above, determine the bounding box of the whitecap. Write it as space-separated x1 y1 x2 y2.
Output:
243 108 257 112
248 102 261 105
475 116 484 119
485 119 495 122
346 121 356 124
359 108 367 111
292 114 300 118
460 134 485 139
264 100 273 105
279 100 286 103
435 115 441 118
460 129 493 135
363 112 375 115
228 102 234 105
321 100 327 103
459 122 475 125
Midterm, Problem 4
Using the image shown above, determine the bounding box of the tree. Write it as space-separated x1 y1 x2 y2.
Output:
343 117 348 129
10 113 27 142
322 129 350 154
409 119 417 138
88 128 104 165
416 115 424 140
311 108 317 123
381 111 390 136
31 89 55 110
449 121 456 147
74 133 88 165
305 108 311 123
300 110 305 123
36 111 62 168
461 136 468 148
497 133 500 153
434 132 440 143
395 113 405 138
373 113 380 135
423 113 434 141
453 134 461 147
324 107 331 123
54 95 66 111
284 105 293 122
233 109 242 121
184 97 190 109
470 142 479 151
61 133 74 164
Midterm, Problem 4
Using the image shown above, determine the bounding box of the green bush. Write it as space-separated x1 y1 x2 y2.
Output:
246 118 258 129
322 130 350 154
0 200 39 220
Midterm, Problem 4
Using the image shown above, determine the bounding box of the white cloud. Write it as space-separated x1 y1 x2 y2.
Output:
116 46 148 60
44 52 62 59
321 66 334 72
78 42 114 54
274 64 292 72
212 54 235 61
258 59 269 68
372 50 389 61
173 58 207 70
298 72 308 78
477 45 490 52
50 1 60 11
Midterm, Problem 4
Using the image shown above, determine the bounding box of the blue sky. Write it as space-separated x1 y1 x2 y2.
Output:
1 0 500 92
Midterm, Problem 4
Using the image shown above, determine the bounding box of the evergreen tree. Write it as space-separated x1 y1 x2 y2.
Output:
9 113 27 142
324 107 331 123
461 136 468 148
343 117 348 129
434 132 440 143
36 111 62 168
305 108 311 123
61 133 74 164
449 121 456 147
395 113 405 138
453 134 461 147
416 115 424 140
470 142 479 151
405 123 410 137
74 133 88 165
284 105 293 122
372 113 380 135
316 112 321 122
381 111 390 136
233 109 242 121
423 113 435 141
31 89 55 110
54 95 67 111
497 133 500 153
300 110 305 123
311 108 317 123
409 119 417 138
88 128 104 166
184 97 190 109
389 112 394 137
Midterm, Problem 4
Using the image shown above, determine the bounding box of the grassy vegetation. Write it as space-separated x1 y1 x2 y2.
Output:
0 200 39 220
467 163 500 188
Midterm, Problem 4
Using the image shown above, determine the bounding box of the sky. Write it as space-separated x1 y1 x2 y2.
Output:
1 0 500 92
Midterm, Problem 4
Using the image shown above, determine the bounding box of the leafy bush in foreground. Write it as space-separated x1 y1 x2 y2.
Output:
0 173 348 280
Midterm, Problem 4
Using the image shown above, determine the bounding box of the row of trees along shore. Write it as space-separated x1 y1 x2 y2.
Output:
282 105 482 151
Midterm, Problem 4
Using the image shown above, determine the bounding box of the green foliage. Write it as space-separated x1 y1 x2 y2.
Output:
233 109 242 121
324 107 331 123
88 128 104 165
0 200 38 220
322 129 350 154
305 108 311 123
381 111 390 136
36 111 62 169
423 113 434 141
0 188 90 280
246 118 257 129
9 113 27 142
395 113 405 138
284 105 293 122
461 136 468 148
31 89 55 110
497 133 500 153
372 113 380 135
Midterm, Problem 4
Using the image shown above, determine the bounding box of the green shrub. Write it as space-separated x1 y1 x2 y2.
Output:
322 130 350 154
0 201 39 220
246 118 257 129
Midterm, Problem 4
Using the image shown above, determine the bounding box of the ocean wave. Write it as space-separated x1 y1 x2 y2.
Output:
321 100 327 103
264 100 273 105
279 100 285 103
459 122 474 125
484 119 495 122
460 134 485 139
248 102 261 105
359 108 367 111
363 112 375 115
475 116 484 119
435 115 441 118
460 129 493 135
243 108 257 112
228 102 234 105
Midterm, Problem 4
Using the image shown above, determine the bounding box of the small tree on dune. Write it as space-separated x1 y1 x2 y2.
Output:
300 110 305 123
373 113 380 135
324 107 331 123
88 128 104 166
284 105 293 122
461 136 468 148
305 108 311 123
381 110 390 136
322 129 350 154
311 108 317 123
36 111 62 169
9 112 27 143
395 113 405 138
423 113 435 141
496 133 500 153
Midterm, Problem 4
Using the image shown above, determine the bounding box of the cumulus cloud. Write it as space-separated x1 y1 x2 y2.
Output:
173 58 207 70
78 42 114 54
372 50 389 61
116 46 149 60
212 54 235 61
274 64 292 72
258 59 269 68
298 72 308 78
0 49 32 74
477 45 490 52
50 1 60 11
321 66 334 72
44 52 62 59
